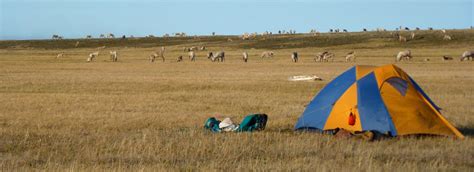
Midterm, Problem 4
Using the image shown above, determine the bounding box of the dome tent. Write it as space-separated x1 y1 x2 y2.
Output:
295 64 464 138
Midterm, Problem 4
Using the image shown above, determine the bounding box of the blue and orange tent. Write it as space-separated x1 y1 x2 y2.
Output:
295 64 464 138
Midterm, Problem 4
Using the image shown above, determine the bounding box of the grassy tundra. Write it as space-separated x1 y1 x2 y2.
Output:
0 30 473 170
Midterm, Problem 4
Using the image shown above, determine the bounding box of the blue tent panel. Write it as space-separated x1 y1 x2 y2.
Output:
357 73 397 136
408 76 441 112
295 67 356 130
385 77 408 96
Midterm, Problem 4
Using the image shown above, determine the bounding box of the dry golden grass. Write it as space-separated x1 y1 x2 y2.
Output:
0 32 473 170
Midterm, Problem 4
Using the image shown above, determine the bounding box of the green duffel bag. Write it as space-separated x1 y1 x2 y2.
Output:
204 117 221 132
236 114 268 132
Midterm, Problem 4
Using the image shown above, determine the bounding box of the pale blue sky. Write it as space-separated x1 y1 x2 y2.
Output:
1 0 473 40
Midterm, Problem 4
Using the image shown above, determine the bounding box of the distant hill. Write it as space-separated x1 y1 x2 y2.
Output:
1 29 473 50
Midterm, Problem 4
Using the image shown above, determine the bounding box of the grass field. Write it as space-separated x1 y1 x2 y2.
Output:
1 30 473 171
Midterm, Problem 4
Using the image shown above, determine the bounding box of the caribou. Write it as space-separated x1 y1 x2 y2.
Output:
177 55 183 62
322 52 334 62
174 32 186 37
189 51 196 61
184 47 197 52
396 50 412 62
52 35 63 40
149 47 165 62
345 51 356 62
242 52 249 62
207 51 225 62
314 52 327 62
241 33 251 40
109 51 118 62
56 53 64 59
149 53 157 62
410 32 416 39
398 35 407 42
460 51 474 61
261 51 274 58
291 52 298 62
314 51 334 62
107 33 115 38
87 52 99 62
443 35 452 41
149 52 163 62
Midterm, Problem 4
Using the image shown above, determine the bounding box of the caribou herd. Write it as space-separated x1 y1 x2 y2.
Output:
72 47 472 63
49 28 471 63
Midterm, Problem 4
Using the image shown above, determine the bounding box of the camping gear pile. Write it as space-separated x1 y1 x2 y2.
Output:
203 65 464 139
204 114 268 133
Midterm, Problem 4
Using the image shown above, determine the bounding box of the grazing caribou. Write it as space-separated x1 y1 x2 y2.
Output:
207 51 225 62
314 51 334 62
314 52 327 62
177 55 183 62
322 52 334 62
87 52 99 62
443 35 452 41
345 51 356 62
460 51 474 61
183 47 197 52
242 52 248 62
396 50 412 62
56 53 64 59
261 51 274 58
